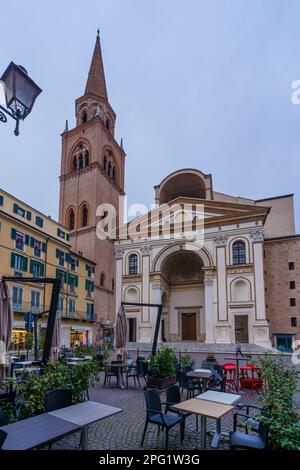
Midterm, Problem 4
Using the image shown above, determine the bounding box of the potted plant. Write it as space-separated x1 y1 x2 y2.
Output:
147 345 177 389
174 353 195 381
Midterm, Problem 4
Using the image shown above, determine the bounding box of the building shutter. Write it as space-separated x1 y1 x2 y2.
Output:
22 257 28 272
25 235 30 245
26 211 32 221
13 203 18 214
75 275 78 287
0 195 3 206
30 237 35 247
42 243 46 252
10 252 16 268
76 260 79 267
30 260 34 274
11 228 17 240
40 263 45 277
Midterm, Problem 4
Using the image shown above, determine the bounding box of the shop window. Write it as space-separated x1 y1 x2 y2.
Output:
275 334 293 352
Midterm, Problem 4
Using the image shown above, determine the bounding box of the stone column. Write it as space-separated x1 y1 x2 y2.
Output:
204 275 214 343
114 246 125 320
141 245 152 323
251 229 266 321
215 234 228 321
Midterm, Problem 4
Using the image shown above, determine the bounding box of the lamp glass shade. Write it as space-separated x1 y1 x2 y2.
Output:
0 62 42 119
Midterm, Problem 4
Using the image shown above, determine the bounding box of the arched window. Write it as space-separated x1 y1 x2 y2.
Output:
112 167 116 180
78 154 84 170
73 156 77 171
68 209 75 230
232 241 246 265
84 151 89 167
81 205 88 227
128 254 138 275
104 156 108 173
108 161 112 177
100 272 105 287
82 111 87 124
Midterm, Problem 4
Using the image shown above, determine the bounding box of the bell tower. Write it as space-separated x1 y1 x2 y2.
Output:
59 30 125 323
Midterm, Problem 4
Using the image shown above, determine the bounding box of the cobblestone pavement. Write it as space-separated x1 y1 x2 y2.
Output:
53 374 278 451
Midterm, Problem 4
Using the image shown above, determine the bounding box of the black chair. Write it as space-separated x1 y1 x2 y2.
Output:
229 411 269 449
103 361 123 387
126 357 146 389
234 404 267 434
206 366 225 392
45 388 72 412
0 430 7 450
179 371 202 399
165 384 191 439
141 389 183 450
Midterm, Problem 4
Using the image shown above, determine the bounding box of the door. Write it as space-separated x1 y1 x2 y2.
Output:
128 318 137 342
235 315 249 343
182 313 197 341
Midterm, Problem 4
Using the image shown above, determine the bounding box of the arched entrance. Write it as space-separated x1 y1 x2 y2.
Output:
161 250 205 342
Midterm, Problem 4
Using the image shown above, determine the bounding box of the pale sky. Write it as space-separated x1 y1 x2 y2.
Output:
1 0 299 231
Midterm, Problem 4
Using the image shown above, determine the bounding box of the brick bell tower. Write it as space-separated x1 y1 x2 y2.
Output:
59 30 126 324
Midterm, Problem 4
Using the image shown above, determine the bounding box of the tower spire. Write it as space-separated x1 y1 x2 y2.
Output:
84 30 108 100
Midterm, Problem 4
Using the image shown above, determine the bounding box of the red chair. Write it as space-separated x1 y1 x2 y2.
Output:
223 363 237 392
240 366 264 391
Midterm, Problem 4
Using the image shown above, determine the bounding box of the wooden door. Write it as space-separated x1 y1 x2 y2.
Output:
182 313 197 341
235 315 249 343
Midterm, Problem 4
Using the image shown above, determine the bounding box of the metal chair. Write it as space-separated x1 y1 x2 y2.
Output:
141 389 184 450
45 388 72 412
179 371 202 399
0 430 7 450
165 384 191 439
126 357 145 389
103 361 123 387
229 411 269 449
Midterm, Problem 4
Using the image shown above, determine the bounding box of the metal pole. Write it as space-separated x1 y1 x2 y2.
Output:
42 278 61 364
34 315 39 361
152 305 163 356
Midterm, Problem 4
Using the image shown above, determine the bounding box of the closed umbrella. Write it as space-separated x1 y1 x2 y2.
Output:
50 311 61 361
115 304 127 361
0 281 13 381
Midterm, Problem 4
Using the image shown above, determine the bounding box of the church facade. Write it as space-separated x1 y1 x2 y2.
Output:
114 169 298 349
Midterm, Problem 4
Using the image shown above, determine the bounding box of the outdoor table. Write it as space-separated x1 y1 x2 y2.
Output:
109 363 130 389
66 357 82 362
195 390 241 448
0 413 80 450
48 400 122 449
173 398 234 449
224 356 249 392
13 360 34 367
187 368 213 391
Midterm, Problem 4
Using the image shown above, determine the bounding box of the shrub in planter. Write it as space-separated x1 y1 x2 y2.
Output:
256 354 300 450
147 345 176 389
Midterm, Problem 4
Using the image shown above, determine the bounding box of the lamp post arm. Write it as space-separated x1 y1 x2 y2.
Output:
0 105 21 136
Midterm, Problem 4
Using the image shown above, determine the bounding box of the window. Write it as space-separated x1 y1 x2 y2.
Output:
35 216 44 228
103 156 108 173
289 261 295 270
0 195 3 205
57 228 66 239
290 298 296 307
86 280 94 297
289 280 296 289
108 161 111 177
100 272 105 287
79 154 84 169
68 273 78 292
68 298 76 317
30 260 44 277
31 291 40 313
82 111 87 124
56 269 66 287
84 152 89 167
70 258 76 271
73 157 77 171
86 303 94 321
275 334 293 352
11 253 28 272
12 286 23 311
112 167 116 180
13 203 25 218
57 295 64 315
291 317 297 327
232 241 246 265
86 264 92 277
128 254 138 275
81 205 88 227
15 231 25 250
58 254 65 267
33 240 41 257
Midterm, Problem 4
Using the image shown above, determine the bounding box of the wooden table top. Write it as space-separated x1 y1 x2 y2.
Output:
173 398 234 419
48 401 122 427
0 413 80 450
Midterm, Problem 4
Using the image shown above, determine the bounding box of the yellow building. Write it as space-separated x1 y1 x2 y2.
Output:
0 188 96 352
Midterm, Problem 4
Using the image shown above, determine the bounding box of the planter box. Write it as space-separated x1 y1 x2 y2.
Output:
147 374 177 390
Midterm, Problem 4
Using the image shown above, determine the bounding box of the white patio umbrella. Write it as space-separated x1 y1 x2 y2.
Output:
0 281 13 381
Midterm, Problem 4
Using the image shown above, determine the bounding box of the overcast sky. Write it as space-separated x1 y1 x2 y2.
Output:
1 0 299 231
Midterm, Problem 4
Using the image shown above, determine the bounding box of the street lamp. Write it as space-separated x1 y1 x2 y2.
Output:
0 62 42 136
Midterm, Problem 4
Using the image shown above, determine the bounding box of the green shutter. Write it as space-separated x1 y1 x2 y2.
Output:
75 275 78 287
11 228 16 240
40 263 45 277
22 257 28 272
30 259 34 274
91 282 94 292
11 252 16 268
30 237 35 247
25 235 30 245
85 279 88 290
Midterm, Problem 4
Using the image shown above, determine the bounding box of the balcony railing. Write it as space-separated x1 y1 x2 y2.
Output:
11 302 94 322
